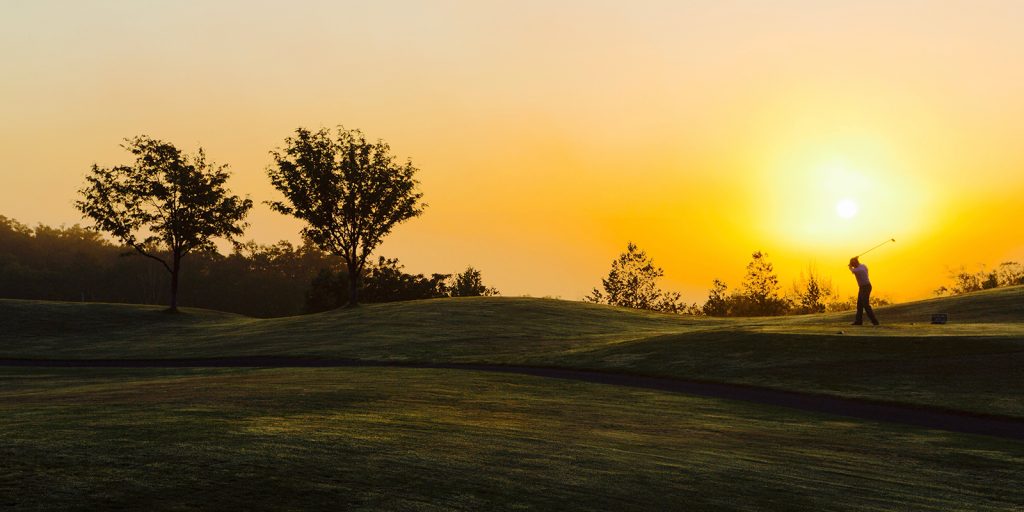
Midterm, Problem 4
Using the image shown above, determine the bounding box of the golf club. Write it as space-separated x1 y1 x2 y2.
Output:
856 237 895 258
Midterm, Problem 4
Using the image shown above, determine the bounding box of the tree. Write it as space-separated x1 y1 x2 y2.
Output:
935 261 1023 297
737 251 790 316
947 266 983 295
996 261 1024 287
75 136 252 312
449 266 499 297
981 270 999 290
790 265 834 314
267 127 426 307
362 257 451 303
305 268 347 313
586 242 683 313
702 279 732 316
184 239 341 317
302 256 451 312
826 294 890 312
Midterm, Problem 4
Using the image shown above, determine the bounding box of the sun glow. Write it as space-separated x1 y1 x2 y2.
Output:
836 199 859 219
748 124 942 247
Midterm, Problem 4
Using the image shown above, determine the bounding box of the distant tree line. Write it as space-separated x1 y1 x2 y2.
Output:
588 243 891 317
934 262 1023 296
11 124 1015 317
0 215 497 317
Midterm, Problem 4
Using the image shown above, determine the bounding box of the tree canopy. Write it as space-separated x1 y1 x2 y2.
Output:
267 127 426 306
0 214 499 317
304 258 499 312
935 262 1024 296
586 242 683 313
790 266 834 314
75 136 252 311
449 266 499 297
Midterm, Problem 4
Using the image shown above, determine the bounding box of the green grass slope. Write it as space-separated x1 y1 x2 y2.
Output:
876 285 1024 323
0 297 716 359
3 367 1022 511
2 287 1022 416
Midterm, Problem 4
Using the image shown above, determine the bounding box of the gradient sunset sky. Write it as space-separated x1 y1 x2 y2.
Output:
3 0 1022 303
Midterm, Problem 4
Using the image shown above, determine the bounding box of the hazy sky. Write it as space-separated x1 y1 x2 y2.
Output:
2 0 1022 303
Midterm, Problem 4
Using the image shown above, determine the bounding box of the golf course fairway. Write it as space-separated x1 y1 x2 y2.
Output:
2 286 1022 510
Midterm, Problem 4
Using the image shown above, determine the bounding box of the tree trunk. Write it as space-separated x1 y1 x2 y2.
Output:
168 252 181 313
346 259 360 307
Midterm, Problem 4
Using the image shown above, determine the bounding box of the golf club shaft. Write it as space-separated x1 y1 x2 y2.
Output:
857 238 895 258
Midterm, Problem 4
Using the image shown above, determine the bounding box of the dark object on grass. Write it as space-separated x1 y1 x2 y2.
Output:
931 313 949 324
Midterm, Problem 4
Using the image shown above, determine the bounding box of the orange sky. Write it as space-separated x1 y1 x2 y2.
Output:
2 1 1022 303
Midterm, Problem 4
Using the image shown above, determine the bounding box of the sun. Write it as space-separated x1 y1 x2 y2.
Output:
836 198 859 219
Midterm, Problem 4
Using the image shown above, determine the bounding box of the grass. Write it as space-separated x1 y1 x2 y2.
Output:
2 286 1022 417
3 288 1022 509
2 367 1023 511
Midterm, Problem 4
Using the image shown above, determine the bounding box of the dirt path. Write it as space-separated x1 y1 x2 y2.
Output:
2 356 1023 441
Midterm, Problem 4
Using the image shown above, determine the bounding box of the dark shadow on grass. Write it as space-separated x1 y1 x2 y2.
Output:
2 356 1023 441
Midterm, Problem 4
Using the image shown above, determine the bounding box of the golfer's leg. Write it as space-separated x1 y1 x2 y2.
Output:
865 305 878 325
854 287 866 324
865 286 879 325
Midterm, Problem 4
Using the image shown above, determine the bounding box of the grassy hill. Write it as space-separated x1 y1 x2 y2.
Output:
3 289 1023 510
876 285 1024 323
0 296 708 359
2 286 1023 416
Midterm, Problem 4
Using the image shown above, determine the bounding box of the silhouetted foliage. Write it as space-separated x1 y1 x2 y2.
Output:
304 261 439 313
362 257 452 304
1 215 499 316
0 216 339 316
303 259 497 312
267 127 426 307
702 279 732 316
449 266 499 297
182 240 343 317
0 216 119 302
824 294 891 312
304 268 348 313
935 261 1023 296
734 251 789 316
789 266 835 314
701 252 793 317
996 262 1024 286
75 136 252 312
698 249 909 316
585 242 683 313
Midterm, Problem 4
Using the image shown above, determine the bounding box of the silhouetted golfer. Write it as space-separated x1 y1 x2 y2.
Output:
848 257 879 325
